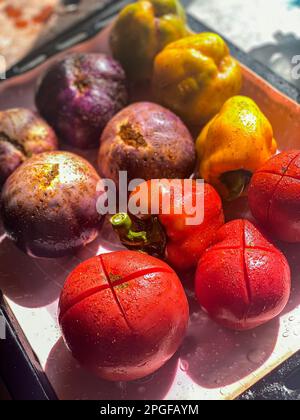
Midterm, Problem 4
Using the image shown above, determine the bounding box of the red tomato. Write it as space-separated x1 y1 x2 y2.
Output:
59 250 189 381
195 220 291 331
249 150 300 242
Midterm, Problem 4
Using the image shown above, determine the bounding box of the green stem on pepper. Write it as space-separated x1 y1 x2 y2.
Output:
110 213 148 244
110 213 167 259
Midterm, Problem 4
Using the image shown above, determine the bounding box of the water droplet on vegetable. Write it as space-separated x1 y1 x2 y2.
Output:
247 349 266 364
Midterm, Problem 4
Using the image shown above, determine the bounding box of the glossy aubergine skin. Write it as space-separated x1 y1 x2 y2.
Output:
59 251 189 381
249 150 300 243
1 151 103 258
98 102 196 184
0 108 58 187
35 53 128 149
195 220 291 331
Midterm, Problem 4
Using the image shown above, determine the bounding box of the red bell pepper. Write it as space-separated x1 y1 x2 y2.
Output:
249 150 300 243
195 219 291 331
59 250 189 381
111 179 224 271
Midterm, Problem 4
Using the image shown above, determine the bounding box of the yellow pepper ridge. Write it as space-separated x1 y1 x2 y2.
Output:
110 0 190 82
153 32 242 126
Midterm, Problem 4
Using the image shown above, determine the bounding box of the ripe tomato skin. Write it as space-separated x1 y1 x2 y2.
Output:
59 250 189 381
130 179 224 271
249 150 300 243
195 220 291 331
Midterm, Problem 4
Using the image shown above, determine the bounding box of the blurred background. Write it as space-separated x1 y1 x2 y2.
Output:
187 0 300 89
0 0 299 88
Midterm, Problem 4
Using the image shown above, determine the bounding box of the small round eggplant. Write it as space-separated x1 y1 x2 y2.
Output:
98 102 196 184
0 108 58 187
1 151 103 258
35 53 128 149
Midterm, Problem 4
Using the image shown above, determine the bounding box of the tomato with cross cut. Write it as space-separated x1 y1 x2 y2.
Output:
59 250 189 381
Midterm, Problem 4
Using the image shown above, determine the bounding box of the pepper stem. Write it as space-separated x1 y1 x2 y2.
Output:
110 213 148 243
220 170 252 201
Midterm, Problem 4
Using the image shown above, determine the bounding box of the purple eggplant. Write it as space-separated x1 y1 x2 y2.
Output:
0 108 58 187
1 151 103 258
98 102 196 184
35 53 128 149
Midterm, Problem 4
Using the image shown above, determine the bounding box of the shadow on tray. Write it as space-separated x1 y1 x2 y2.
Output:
0 218 123 308
45 337 179 400
180 290 279 389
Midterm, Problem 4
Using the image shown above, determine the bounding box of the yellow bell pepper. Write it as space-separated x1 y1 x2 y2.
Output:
196 96 278 201
153 33 242 125
110 0 190 82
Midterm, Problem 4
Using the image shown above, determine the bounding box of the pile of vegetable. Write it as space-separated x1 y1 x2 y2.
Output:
0 0 299 382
